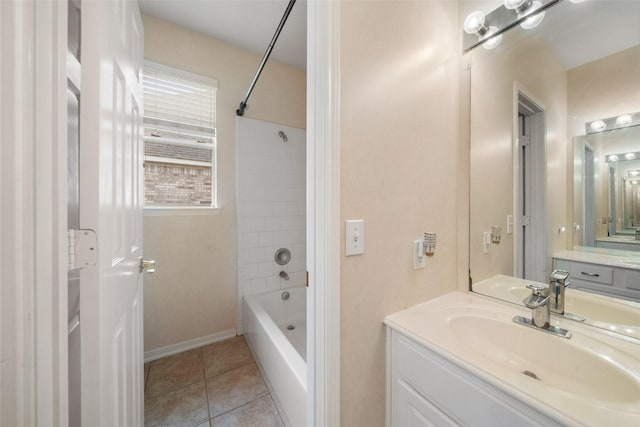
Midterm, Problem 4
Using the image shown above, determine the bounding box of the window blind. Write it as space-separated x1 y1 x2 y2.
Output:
143 61 217 145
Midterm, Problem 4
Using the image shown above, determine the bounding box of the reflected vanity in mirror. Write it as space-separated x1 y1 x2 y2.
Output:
466 0 640 340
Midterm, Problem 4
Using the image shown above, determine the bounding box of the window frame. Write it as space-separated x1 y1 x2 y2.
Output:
142 60 219 213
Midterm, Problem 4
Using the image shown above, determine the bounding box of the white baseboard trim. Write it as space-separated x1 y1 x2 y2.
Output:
144 328 237 363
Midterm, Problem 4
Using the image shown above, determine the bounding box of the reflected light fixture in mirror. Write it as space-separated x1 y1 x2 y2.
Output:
586 111 640 134
606 152 640 163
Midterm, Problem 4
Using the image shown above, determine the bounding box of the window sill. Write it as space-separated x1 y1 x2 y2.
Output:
143 206 221 217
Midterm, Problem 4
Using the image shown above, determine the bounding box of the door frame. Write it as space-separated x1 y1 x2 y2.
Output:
306 1 342 426
0 1 69 425
513 85 547 283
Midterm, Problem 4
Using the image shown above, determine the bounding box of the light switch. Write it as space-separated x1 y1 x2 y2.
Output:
507 215 514 235
346 220 364 256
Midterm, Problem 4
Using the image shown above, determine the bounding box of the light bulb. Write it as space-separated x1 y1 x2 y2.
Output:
504 0 529 10
616 114 633 127
519 1 545 29
464 11 487 34
482 26 503 50
629 170 640 177
590 120 606 132
608 155 619 162
625 153 636 160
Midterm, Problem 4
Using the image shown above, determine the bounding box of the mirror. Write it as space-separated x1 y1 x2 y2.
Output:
574 126 640 249
466 0 640 339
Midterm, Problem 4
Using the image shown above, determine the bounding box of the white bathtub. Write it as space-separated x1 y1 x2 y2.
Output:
243 286 306 427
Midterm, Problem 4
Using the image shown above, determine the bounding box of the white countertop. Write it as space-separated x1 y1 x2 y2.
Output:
384 291 640 427
553 246 640 270
597 236 640 245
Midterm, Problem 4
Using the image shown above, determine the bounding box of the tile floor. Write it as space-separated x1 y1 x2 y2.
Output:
144 336 284 427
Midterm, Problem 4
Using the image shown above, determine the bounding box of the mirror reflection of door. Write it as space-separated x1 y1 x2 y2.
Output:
609 164 617 237
583 145 596 246
516 93 546 283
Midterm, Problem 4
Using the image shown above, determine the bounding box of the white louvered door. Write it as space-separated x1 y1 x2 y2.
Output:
79 0 145 425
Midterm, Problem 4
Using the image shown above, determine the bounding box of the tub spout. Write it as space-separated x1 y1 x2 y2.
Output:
279 271 290 280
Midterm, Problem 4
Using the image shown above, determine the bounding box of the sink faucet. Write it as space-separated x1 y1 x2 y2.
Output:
514 282 572 339
522 283 550 329
549 269 570 315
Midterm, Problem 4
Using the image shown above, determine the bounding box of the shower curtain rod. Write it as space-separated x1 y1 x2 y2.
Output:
236 0 297 117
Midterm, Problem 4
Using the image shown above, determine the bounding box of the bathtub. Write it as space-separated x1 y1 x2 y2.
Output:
243 286 306 427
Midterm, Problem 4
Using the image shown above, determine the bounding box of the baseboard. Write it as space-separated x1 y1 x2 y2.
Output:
144 328 237 363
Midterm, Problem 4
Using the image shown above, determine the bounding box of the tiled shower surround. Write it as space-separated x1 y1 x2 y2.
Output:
236 117 306 333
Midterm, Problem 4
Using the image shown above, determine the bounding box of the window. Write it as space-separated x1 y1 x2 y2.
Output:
143 61 217 207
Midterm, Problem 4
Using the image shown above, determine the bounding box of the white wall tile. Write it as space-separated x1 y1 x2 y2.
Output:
237 118 306 329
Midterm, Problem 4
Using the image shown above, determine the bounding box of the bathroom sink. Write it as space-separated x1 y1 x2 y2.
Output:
447 312 640 403
384 291 640 426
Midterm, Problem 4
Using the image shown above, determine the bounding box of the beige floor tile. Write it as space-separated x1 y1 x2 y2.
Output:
210 395 284 427
203 336 254 378
194 421 210 427
144 381 209 427
206 363 268 418
146 349 205 397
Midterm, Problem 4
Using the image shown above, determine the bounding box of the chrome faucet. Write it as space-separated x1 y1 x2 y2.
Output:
522 283 550 329
549 270 570 315
513 282 572 339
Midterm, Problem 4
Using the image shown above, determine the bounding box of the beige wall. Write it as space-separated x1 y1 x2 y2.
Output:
567 46 640 138
142 15 306 352
339 2 462 425
468 22 568 282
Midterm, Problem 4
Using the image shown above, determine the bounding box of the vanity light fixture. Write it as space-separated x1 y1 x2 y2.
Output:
586 111 640 134
625 153 637 160
628 170 640 177
463 11 503 50
504 0 546 29
607 155 619 162
462 0 559 52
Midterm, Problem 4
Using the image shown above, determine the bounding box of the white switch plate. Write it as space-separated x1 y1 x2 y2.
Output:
346 220 364 256
413 240 425 269
507 215 514 235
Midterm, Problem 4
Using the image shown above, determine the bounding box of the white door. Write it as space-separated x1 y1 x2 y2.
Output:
79 0 145 425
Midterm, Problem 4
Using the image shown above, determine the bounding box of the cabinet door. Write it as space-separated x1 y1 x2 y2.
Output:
394 378 458 427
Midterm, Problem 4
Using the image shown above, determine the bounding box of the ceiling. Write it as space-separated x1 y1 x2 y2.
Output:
138 0 307 70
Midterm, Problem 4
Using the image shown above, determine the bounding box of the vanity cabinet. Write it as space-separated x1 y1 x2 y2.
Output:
553 259 640 302
385 327 563 427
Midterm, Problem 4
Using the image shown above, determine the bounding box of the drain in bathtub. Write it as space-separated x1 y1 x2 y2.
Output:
287 325 295 331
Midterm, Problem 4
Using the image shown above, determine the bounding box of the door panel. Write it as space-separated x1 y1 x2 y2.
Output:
80 0 144 425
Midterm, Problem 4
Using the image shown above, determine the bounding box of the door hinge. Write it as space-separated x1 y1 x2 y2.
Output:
522 215 531 227
68 229 98 270
521 136 530 147
306 270 309 288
